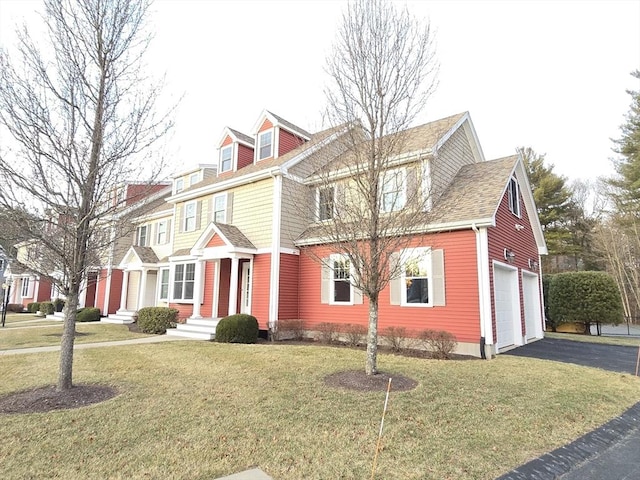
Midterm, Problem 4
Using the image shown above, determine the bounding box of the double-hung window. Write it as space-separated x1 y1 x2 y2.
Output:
401 248 431 306
175 178 184 194
258 131 273 160
318 187 334 221
220 146 233 172
508 177 520 217
173 263 195 301
381 169 406 212
136 225 148 246
184 202 197 232
189 172 199 187
213 194 226 223
21 277 30 298
159 268 170 301
331 255 352 304
156 221 167 245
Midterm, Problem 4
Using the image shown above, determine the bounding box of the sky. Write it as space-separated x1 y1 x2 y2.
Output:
1 0 639 183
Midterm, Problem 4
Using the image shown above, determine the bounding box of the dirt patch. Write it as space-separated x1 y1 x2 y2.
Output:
324 369 418 392
0 384 119 415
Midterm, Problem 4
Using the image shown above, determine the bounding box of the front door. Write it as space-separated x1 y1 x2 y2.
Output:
240 262 251 315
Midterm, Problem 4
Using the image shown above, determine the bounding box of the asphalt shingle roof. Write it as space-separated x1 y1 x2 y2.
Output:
131 246 159 264
214 223 256 249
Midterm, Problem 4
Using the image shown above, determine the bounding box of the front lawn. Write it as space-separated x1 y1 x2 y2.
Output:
0 323 151 350
1 341 639 479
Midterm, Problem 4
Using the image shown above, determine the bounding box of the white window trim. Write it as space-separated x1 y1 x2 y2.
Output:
156 220 168 245
213 193 227 223
183 201 197 232
175 178 184 194
380 168 407 213
21 277 30 298
316 186 335 222
257 129 273 161
422 160 432 211
136 225 148 247
329 254 354 305
220 145 234 173
400 247 433 307
508 177 521 217
158 267 170 301
189 172 200 187
170 262 196 303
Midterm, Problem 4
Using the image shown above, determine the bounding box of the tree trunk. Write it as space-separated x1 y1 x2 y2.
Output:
366 295 379 375
57 291 78 391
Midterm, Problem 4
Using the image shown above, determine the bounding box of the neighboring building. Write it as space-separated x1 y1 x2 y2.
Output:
113 110 546 357
4 241 53 309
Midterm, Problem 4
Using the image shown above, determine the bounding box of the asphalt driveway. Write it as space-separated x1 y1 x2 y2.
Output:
503 337 639 375
498 337 640 480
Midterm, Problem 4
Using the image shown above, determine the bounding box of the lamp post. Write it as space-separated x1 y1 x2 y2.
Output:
1 274 12 327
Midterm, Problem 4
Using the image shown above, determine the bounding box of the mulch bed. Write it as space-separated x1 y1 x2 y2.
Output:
324 369 418 392
0 385 118 415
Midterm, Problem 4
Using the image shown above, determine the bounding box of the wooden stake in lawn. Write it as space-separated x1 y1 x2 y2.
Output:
635 344 640 376
371 378 392 480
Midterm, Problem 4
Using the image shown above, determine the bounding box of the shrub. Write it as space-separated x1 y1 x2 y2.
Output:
216 314 259 344
27 302 40 313
343 323 367 347
315 322 338 344
549 271 624 334
277 319 305 341
137 307 178 334
383 326 408 352
76 307 100 322
53 298 65 312
6 303 25 313
39 301 55 315
420 329 457 359
542 274 554 330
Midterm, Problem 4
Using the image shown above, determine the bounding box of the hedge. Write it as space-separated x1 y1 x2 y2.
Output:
76 307 101 322
137 307 178 334
216 314 259 344
39 301 55 315
27 302 40 313
6 303 24 313
548 271 623 330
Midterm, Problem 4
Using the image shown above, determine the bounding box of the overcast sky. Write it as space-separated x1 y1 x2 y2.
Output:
1 0 639 183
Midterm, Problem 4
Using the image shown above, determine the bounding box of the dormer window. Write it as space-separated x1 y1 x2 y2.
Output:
220 146 233 172
258 131 272 160
189 172 199 187
175 178 184 194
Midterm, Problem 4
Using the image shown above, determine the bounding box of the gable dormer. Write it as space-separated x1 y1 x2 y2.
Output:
217 127 255 176
251 110 311 162
173 164 217 194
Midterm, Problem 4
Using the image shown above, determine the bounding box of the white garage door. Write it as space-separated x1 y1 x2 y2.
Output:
494 264 520 351
522 272 543 341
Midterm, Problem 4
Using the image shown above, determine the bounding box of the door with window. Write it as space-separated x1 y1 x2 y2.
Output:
240 262 251 314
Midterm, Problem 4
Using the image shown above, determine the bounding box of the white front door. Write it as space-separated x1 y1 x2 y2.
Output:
240 262 251 315
494 264 521 351
522 272 543 341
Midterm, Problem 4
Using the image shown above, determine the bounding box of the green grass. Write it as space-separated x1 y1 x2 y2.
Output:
546 331 640 347
0 323 152 350
1 342 639 479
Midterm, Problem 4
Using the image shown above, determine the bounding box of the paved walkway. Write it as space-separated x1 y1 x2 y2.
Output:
499 338 640 479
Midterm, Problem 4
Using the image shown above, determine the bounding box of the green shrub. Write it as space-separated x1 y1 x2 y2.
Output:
53 298 65 312
27 302 40 313
6 303 25 313
216 314 259 344
420 329 458 359
137 307 178 334
549 271 623 333
76 307 100 322
39 301 55 315
542 274 554 329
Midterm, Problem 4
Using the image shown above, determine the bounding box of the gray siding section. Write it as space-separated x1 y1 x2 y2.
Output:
430 126 476 201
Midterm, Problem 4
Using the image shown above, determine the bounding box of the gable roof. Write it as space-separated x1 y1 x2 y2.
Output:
118 245 160 267
252 109 312 140
220 127 255 148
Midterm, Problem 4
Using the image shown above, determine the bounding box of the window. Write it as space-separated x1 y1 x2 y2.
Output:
318 187 334 221
175 178 184 194
332 256 352 303
508 177 520 217
381 169 406 212
136 225 148 246
213 194 226 223
189 172 200 187
159 268 169 300
258 131 272 160
402 250 431 306
156 221 167 245
220 146 233 172
0 259 4 271
173 263 195 301
184 201 197 232
21 278 30 298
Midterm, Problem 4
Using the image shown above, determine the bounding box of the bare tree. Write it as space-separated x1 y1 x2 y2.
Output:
313 0 437 375
0 0 173 391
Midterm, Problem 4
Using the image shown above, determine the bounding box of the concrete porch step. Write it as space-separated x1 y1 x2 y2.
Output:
102 311 136 325
46 312 65 321
166 329 215 340
166 317 219 341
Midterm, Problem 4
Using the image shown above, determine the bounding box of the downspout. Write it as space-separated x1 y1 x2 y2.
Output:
472 223 487 359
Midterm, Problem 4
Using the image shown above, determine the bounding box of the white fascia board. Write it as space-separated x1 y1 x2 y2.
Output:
134 209 173 223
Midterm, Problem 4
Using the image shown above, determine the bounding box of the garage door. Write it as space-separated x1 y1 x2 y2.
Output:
522 272 543 341
494 264 520 350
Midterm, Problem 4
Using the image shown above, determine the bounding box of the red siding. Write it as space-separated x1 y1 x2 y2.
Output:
217 259 231 317
207 234 226 248
487 187 542 343
108 269 123 314
85 272 98 308
278 129 306 157
237 144 254 169
298 230 481 344
201 261 214 317
251 254 271 328
125 184 166 206
168 303 193 322
221 135 232 147
259 119 273 132
95 269 107 313
36 278 51 302
278 253 299 320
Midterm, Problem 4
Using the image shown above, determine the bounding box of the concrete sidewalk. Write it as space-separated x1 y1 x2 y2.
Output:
216 468 272 480
0 334 182 355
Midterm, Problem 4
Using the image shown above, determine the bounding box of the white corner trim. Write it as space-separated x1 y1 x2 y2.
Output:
269 174 283 324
